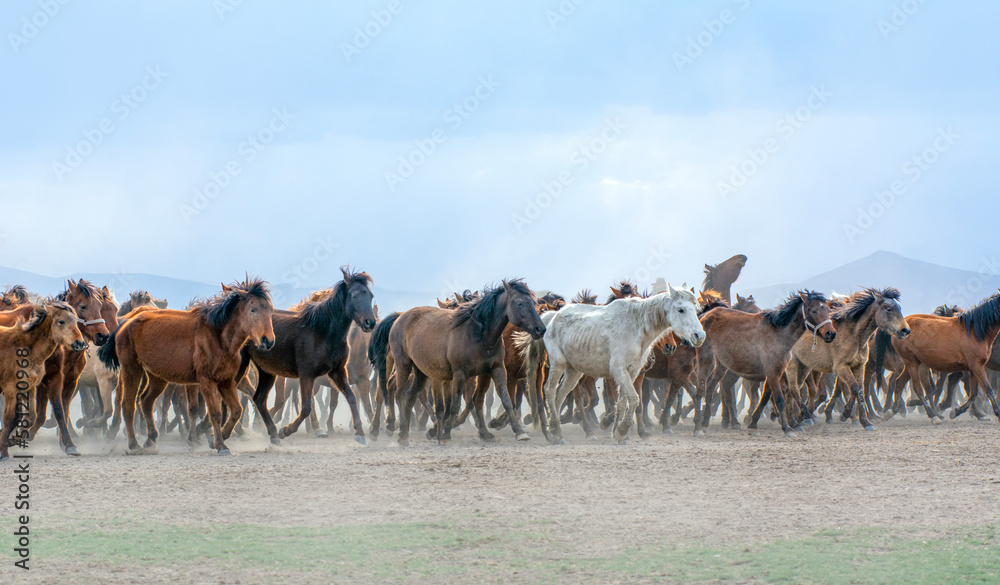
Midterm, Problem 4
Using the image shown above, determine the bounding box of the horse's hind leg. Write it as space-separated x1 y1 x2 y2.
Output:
138 375 170 452
470 375 495 442
328 370 366 444
611 369 640 444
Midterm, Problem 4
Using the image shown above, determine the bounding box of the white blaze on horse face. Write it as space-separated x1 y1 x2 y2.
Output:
668 286 705 347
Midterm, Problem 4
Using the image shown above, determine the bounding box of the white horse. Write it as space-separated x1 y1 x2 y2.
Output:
525 284 705 444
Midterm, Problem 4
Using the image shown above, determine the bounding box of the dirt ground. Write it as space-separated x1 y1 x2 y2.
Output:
4 405 1000 584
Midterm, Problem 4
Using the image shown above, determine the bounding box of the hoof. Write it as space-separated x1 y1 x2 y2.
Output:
354 435 367 445
662 427 674 435
316 430 330 438
931 416 941 425
747 427 759 435
864 424 875 432
729 423 742 431
397 438 409 448
522 414 533 425
693 430 704 438
585 434 599 442
784 430 798 438
515 432 530 441
270 437 281 446
480 433 496 443
218 448 231 456
977 416 991 422
65 446 81 457
935 415 945 424
278 427 288 439
638 431 651 440
792 426 804 432
618 438 629 445
949 409 960 419
801 418 814 427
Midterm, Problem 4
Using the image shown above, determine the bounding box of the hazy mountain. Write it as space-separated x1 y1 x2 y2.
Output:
0 265 433 314
745 251 995 315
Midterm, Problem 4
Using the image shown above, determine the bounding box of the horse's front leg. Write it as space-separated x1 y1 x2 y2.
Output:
489 365 529 441
280 376 316 438
611 367 639 444
328 369 366 445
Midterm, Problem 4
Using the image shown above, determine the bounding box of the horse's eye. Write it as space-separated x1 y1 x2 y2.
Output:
59 320 65 325
678 308 685 314
250 308 257 314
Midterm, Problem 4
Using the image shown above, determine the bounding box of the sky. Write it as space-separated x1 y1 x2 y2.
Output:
2 1 997 300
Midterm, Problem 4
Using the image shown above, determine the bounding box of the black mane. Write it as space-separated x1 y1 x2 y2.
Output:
606 280 639 304
299 270 372 333
957 293 1000 342
572 289 597 305
4 284 28 302
833 287 901 323
761 290 827 328
453 279 532 339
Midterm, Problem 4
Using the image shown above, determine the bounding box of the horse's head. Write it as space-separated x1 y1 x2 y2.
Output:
27 302 87 352
340 267 377 332
734 293 760 313
666 284 705 347
1 284 30 311
872 288 910 339
657 330 678 357
63 279 110 346
222 277 275 350
96 285 120 342
800 291 836 343
503 280 545 339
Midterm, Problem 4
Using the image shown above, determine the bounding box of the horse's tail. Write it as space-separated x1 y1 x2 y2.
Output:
97 324 122 372
872 329 895 390
368 312 400 392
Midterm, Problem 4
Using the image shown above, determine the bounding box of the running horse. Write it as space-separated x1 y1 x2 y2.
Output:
884 292 1000 423
0 302 86 461
237 268 377 445
784 288 910 431
98 277 275 455
375 279 545 446
524 284 705 444
699 291 836 436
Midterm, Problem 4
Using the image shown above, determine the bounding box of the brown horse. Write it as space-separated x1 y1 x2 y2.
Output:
702 254 747 305
884 292 1000 423
98 278 275 454
377 280 545 446
116 290 168 317
0 302 86 460
0 285 31 310
699 291 836 436
238 269 376 444
785 288 910 432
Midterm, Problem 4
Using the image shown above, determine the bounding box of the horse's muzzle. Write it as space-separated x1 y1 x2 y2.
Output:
531 325 546 340
95 333 109 346
361 318 377 333
70 340 88 352
689 332 706 347
823 331 836 343
897 327 911 339
258 336 275 351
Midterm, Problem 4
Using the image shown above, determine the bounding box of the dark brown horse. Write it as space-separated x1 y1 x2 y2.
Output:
702 254 747 305
238 268 376 444
0 302 86 461
376 280 545 446
98 277 275 454
699 291 836 436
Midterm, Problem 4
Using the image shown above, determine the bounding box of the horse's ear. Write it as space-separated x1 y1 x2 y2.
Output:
436 298 448 308
666 283 676 297
799 291 809 304
454 293 464 303
341 266 352 283
102 285 111 296
704 264 711 270
221 283 232 292
610 286 622 297
67 279 77 293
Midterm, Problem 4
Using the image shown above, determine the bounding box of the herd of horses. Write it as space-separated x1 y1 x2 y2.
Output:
2 254 1000 461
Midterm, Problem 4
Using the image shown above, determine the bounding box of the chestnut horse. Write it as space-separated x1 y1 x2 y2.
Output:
0 302 86 460
885 292 1000 423
379 280 545 446
699 291 836 436
98 278 275 455
237 268 376 445
702 254 747 305
0 285 31 310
